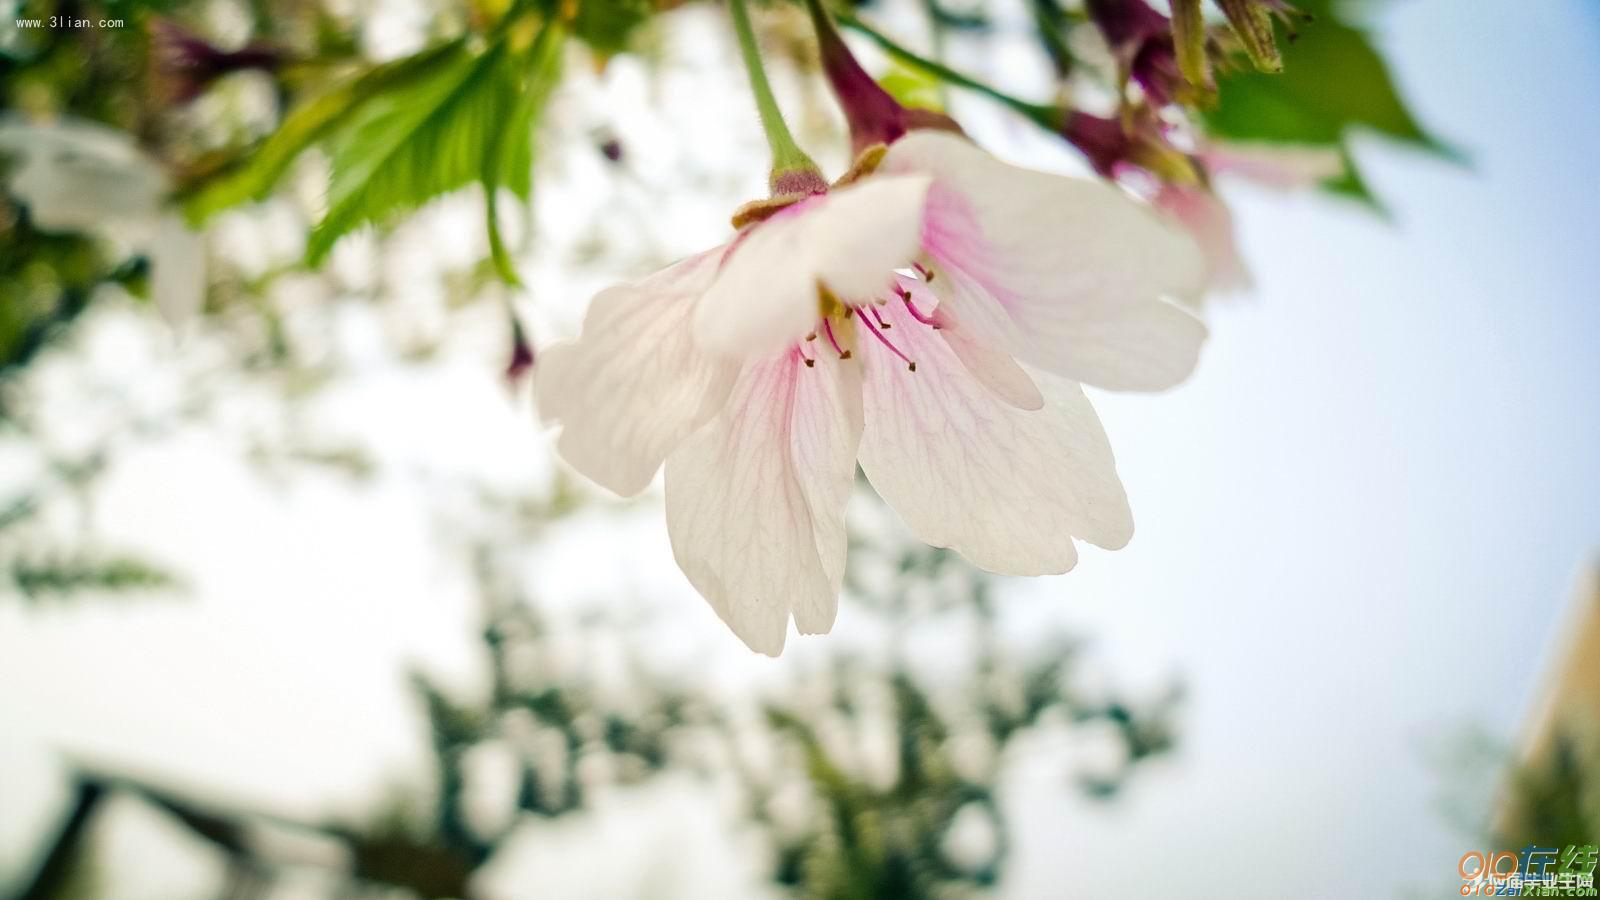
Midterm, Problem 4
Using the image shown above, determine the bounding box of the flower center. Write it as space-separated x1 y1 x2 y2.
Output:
797 271 940 372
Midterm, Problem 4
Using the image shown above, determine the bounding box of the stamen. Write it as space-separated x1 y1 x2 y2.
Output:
795 345 816 368
858 311 917 372
913 262 935 282
901 293 940 329
869 306 891 329
822 319 851 359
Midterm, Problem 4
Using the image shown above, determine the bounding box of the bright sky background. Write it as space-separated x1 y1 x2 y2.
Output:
2 1 1598 898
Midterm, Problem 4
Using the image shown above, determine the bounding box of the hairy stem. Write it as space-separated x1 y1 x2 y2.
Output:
727 0 821 185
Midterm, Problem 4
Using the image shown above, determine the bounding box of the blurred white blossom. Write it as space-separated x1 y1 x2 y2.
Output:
0 116 206 324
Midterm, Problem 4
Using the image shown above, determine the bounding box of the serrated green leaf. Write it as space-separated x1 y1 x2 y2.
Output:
306 43 516 265
183 40 464 224
485 22 565 285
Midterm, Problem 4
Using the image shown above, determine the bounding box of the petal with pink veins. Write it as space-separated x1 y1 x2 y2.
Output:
858 298 1132 576
536 248 740 496
883 131 1208 392
898 277 1042 411
664 350 863 656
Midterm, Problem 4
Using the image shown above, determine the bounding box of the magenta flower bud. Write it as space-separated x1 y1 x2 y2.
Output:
505 316 535 387
1061 112 1131 178
1086 1 1201 107
803 0 962 154
150 18 283 104
1062 111 1200 184
1086 0 1170 51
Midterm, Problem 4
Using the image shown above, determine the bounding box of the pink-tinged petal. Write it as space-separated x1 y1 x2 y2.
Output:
884 131 1208 392
664 350 863 655
1154 183 1251 296
693 176 930 358
857 300 1131 576
898 277 1042 411
1202 142 1345 190
536 248 740 496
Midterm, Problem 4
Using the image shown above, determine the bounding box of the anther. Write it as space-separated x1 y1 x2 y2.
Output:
796 345 816 368
870 307 891 329
913 262 935 282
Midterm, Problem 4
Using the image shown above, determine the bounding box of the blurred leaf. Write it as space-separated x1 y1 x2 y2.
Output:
1203 0 1458 202
183 41 466 223
569 0 652 57
485 22 565 285
878 61 947 114
1206 0 1445 149
11 554 177 600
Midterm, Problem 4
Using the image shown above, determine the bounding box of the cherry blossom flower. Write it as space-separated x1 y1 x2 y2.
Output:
536 131 1205 655
0 116 206 324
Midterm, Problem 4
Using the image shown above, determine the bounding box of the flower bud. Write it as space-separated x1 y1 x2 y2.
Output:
1062 112 1199 184
804 0 963 154
1216 0 1286 74
149 18 283 104
1168 0 1213 94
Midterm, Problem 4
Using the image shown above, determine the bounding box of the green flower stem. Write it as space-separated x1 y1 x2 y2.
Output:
837 13 1063 130
727 0 820 183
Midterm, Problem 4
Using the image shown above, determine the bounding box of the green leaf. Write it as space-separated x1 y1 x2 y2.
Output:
183 41 464 223
1202 0 1459 204
878 61 947 114
569 0 652 57
1206 0 1446 150
306 42 521 265
485 22 565 285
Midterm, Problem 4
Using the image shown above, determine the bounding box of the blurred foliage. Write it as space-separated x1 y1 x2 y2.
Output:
0 0 1449 384
9 553 176 600
0 217 106 378
1498 732 1600 851
11 529 1179 900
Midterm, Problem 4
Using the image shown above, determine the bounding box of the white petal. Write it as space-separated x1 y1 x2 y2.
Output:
805 175 931 301
0 116 168 231
1204 142 1346 190
884 131 1208 392
857 299 1131 576
693 176 930 358
691 207 820 360
148 213 207 326
665 350 863 655
1154 183 1251 297
535 248 740 496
